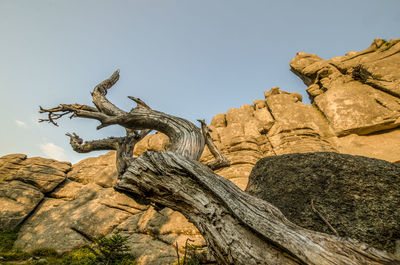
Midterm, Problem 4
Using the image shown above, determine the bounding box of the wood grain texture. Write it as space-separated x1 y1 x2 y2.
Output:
116 151 400 265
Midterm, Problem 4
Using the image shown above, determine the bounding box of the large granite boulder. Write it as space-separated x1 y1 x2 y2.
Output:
0 154 71 230
67 151 118 188
0 154 27 181
5 157 70 193
14 184 145 253
0 180 44 230
246 152 400 253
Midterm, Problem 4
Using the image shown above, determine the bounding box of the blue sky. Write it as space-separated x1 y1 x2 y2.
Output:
1 0 399 163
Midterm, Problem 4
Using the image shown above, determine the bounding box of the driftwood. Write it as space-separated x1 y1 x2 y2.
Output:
40 71 400 265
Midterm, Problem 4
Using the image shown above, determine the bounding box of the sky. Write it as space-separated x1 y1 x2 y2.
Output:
0 0 399 163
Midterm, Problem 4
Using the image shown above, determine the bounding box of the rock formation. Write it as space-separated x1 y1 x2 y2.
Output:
245 152 400 253
1 38 400 263
9 152 205 265
291 38 400 162
0 154 70 231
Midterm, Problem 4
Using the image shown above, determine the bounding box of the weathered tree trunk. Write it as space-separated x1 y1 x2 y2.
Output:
115 151 399 265
39 71 400 265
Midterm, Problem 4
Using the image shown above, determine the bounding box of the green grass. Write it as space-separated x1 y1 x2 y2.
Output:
0 227 20 252
0 229 136 265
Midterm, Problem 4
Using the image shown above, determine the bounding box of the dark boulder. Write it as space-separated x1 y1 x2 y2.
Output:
245 152 400 253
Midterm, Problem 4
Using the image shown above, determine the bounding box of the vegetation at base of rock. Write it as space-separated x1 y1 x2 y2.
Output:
58 247 98 265
0 232 135 265
0 227 19 252
30 248 59 258
88 234 135 265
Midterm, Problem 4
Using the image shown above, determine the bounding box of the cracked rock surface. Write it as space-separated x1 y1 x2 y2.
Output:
7 152 206 265
0 154 70 230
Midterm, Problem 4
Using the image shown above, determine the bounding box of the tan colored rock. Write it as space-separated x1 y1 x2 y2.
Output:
0 154 27 181
136 207 201 237
290 38 400 137
113 207 205 265
67 151 117 187
314 83 400 136
133 132 170 156
98 188 149 215
49 179 84 201
253 107 274 133
0 180 44 230
265 92 333 137
14 184 139 252
218 123 245 147
253 99 266 109
263 89 337 155
267 124 336 155
0 154 70 193
332 39 400 97
229 177 249 191
214 164 255 183
332 130 400 163
5 157 70 193
116 229 177 265
225 106 254 125
210 113 227 128
147 132 170 151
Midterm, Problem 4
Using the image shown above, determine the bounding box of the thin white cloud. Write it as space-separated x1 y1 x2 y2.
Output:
39 142 67 161
15 120 27 128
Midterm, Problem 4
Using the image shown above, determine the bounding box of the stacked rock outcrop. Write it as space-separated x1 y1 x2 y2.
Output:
291 38 400 162
0 154 70 231
5 152 204 265
1 38 400 263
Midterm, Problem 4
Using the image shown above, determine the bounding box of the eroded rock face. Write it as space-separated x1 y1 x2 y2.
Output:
14 184 146 253
290 39 400 137
0 154 27 181
246 152 400 253
0 155 71 230
5 157 70 193
287 39 400 163
0 180 43 230
11 151 205 265
67 151 117 188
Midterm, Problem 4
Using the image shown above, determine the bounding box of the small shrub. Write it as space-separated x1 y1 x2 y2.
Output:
0 232 135 265
59 247 97 265
91 234 135 265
